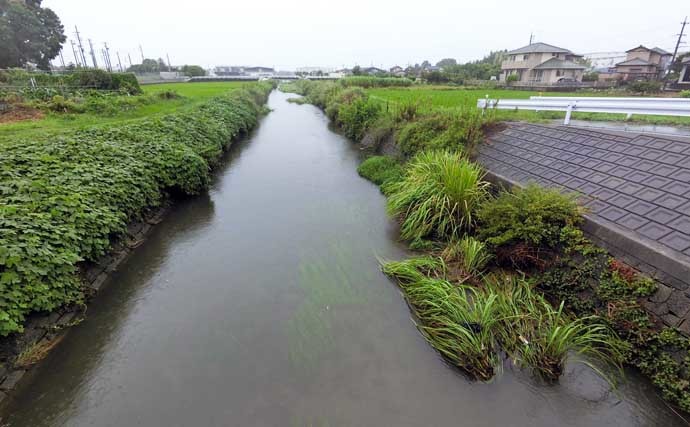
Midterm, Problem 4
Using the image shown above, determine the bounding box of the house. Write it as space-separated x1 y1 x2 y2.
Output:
389 66 405 77
362 66 386 75
500 42 586 84
679 56 690 86
614 46 671 81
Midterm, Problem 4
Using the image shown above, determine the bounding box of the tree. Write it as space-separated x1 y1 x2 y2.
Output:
181 65 205 77
352 65 362 75
436 58 457 68
126 58 160 73
0 0 66 70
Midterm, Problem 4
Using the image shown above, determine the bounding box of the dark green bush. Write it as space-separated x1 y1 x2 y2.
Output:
680 90 690 98
357 156 404 189
0 83 272 335
337 97 381 141
396 108 488 157
477 185 581 265
627 81 661 94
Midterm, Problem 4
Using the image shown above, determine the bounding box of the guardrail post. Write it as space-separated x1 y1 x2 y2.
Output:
564 103 573 125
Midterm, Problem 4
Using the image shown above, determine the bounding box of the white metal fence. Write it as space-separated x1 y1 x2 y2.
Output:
477 97 690 125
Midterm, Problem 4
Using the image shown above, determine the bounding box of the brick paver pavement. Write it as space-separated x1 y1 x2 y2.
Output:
477 123 690 289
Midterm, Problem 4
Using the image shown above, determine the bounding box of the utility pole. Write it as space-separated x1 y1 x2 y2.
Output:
139 45 145 63
116 52 123 72
88 39 98 68
127 53 133 68
70 40 81 67
166 53 172 72
74 26 88 68
665 16 688 89
104 42 112 72
59 50 66 68
529 32 534 45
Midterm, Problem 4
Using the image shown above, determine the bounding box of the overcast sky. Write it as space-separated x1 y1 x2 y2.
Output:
45 0 689 70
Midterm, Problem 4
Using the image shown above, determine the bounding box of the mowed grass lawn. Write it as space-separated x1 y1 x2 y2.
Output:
367 86 690 126
0 81 250 141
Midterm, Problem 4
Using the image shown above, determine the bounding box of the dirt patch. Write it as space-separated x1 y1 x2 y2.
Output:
0 106 43 124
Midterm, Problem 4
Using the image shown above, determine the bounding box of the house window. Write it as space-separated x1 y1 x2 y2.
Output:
556 70 563 77
523 55 529 60
510 55 516 61
552 53 557 57
630 68 642 72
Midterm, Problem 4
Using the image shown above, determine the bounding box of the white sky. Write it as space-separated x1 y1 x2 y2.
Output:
45 0 689 70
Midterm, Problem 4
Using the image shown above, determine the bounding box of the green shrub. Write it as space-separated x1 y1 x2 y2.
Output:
357 156 403 189
397 109 488 157
65 70 142 94
627 81 661 94
0 83 272 336
477 184 581 265
505 74 519 84
680 90 690 98
387 150 489 241
336 95 381 141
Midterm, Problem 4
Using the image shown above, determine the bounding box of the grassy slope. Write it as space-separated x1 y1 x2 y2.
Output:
0 82 250 141
367 87 690 125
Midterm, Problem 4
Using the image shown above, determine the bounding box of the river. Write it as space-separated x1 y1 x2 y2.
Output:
1 90 685 426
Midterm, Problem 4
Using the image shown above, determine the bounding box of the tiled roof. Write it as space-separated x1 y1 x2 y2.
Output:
507 42 573 55
616 58 655 66
533 58 586 70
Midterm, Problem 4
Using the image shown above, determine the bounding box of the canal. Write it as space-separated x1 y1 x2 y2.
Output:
2 91 685 426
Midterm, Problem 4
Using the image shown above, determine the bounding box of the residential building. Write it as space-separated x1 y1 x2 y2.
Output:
213 66 275 77
500 42 586 84
361 66 386 75
389 66 405 77
614 46 671 81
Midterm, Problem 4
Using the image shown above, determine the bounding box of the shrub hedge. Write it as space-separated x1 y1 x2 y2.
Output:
0 82 273 335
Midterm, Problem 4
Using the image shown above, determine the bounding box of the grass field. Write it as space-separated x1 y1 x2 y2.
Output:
367 87 690 126
0 82 250 141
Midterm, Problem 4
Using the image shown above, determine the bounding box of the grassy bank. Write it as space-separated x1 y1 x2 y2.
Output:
0 81 252 140
0 81 274 336
368 86 690 126
284 79 690 413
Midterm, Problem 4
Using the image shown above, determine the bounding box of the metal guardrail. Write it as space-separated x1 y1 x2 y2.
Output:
477 97 690 125
530 96 690 105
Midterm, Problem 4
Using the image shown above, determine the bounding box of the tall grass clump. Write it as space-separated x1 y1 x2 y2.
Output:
386 150 489 241
442 236 492 275
487 276 624 383
383 257 500 380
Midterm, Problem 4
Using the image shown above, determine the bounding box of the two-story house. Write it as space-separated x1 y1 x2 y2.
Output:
500 42 586 84
614 46 671 81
